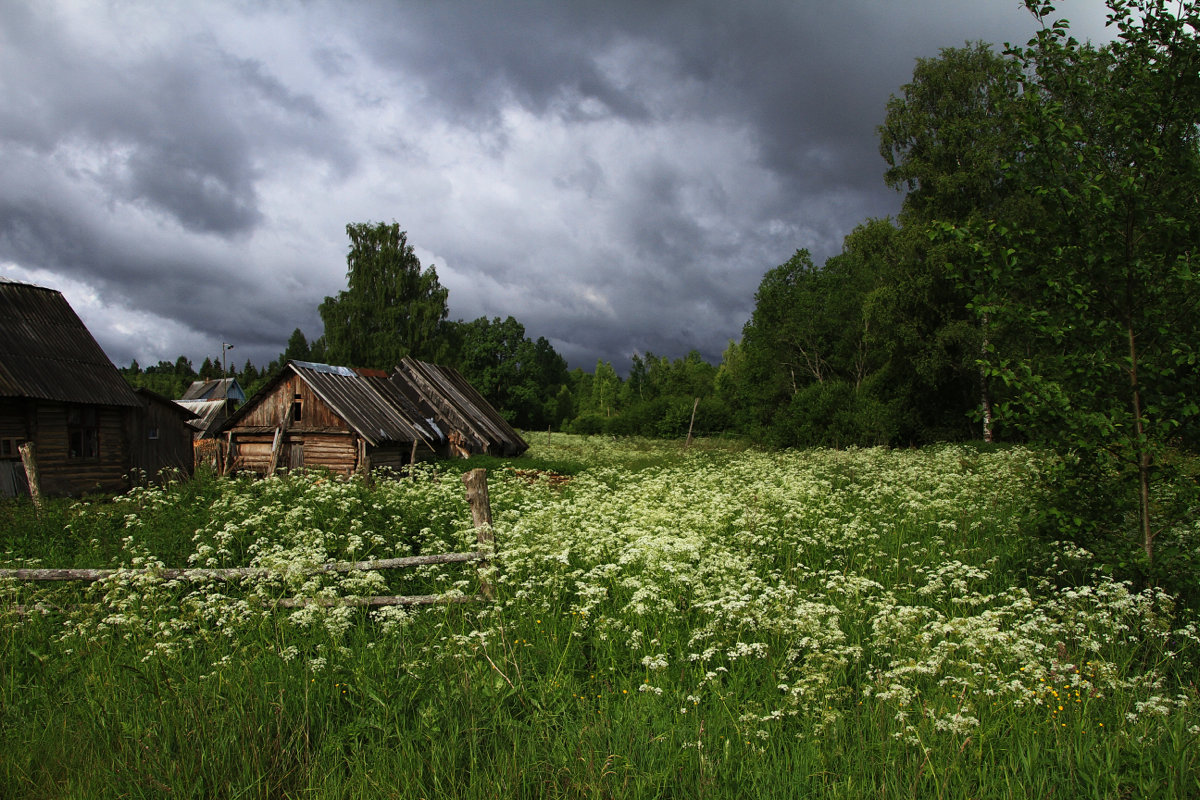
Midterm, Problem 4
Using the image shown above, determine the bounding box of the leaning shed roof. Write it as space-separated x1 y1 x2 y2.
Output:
222 361 444 448
392 356 528 456
177 399 231 437
0 278 140 407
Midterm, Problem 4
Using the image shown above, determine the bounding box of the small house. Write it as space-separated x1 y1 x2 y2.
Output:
219 360 445 477
0 278 194 497
181 377 245 406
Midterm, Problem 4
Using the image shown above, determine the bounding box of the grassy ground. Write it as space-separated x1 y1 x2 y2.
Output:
2 436 1198 798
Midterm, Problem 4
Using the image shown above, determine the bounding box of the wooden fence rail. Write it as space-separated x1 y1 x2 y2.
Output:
1 469 495 612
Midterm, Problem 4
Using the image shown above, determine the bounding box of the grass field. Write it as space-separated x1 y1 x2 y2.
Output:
2 436 1198 798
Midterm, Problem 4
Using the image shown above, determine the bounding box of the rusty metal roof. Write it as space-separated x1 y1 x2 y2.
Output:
0 278 140 407
392 357 528 457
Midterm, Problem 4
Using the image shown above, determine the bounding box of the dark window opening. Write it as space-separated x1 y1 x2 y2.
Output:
148 427 160 440
292 394 303 423
68 407 100 459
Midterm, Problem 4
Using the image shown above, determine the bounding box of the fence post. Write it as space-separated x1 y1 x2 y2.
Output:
461 468 494 600
18 441 41 510
684 397 700 449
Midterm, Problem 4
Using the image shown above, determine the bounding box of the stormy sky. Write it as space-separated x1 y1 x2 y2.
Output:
0 1 1115 373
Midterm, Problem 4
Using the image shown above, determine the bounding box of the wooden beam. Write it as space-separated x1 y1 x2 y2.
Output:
0 551 486 583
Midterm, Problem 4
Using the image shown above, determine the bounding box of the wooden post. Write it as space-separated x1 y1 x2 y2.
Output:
461 468 494 600
18 441 41 510
409 438 418 480
684 397 700 449
267 427 283 477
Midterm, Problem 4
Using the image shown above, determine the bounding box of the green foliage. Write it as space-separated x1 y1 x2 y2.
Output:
319 222 451 369
453 316 569 429
944 0 1200 566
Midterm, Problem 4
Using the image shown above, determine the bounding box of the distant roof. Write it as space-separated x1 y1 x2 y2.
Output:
181 377 245 401
0 279 140 407
221 361 444 448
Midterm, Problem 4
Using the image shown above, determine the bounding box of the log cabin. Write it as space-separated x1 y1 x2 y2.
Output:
219 361 446 477
0 278 195 497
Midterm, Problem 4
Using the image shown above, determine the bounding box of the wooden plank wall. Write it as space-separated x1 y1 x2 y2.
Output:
33 403 129 496
128 401 194 482
229 377 362 476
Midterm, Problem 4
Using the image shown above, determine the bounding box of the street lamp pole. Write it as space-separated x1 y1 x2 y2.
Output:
222 342 234 402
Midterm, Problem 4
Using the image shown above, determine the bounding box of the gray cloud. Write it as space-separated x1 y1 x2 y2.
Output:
0 0 1117 373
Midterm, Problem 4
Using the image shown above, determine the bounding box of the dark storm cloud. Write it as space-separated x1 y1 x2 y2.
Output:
0 0 1116 373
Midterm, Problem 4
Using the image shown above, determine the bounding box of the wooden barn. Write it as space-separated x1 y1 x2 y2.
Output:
0 278 195 497
391 356 528 457
219 361 445 477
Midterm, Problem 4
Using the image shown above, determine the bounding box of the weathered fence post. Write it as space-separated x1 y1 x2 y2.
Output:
18 441 41 510
684 397 700 449
461 468 494 600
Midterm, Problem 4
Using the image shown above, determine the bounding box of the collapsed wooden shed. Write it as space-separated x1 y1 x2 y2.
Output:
390 356 528 457
219 361 445 477
0 278 194 497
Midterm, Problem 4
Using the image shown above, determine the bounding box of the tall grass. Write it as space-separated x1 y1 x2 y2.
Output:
2 438 1197 798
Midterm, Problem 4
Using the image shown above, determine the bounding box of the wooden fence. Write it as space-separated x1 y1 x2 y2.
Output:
1 469 496 612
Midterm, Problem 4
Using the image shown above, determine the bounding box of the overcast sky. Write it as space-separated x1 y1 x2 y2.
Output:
0 0 1116 374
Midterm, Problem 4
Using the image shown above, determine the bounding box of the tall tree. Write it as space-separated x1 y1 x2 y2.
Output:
319 222 450 369
879 42 1025 440
950 0 1200 565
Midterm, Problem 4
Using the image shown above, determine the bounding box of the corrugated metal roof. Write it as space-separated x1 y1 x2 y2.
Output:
177 399 232 437
0 279 140 407
297 363 444 447
220 361 445 448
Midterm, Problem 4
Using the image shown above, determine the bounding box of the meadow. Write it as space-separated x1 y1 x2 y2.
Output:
2 436 1198 799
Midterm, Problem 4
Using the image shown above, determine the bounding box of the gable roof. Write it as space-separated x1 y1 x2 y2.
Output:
391 356 528 456
221 360 445 448
0 278 140 407
181 377 244 402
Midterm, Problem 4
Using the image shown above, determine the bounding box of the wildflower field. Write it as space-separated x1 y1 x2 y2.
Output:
2 437 1198 799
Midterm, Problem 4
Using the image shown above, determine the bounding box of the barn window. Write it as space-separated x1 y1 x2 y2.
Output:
0 438 19 458
292 394 303 423
148 426 160 440
67 406 100 459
